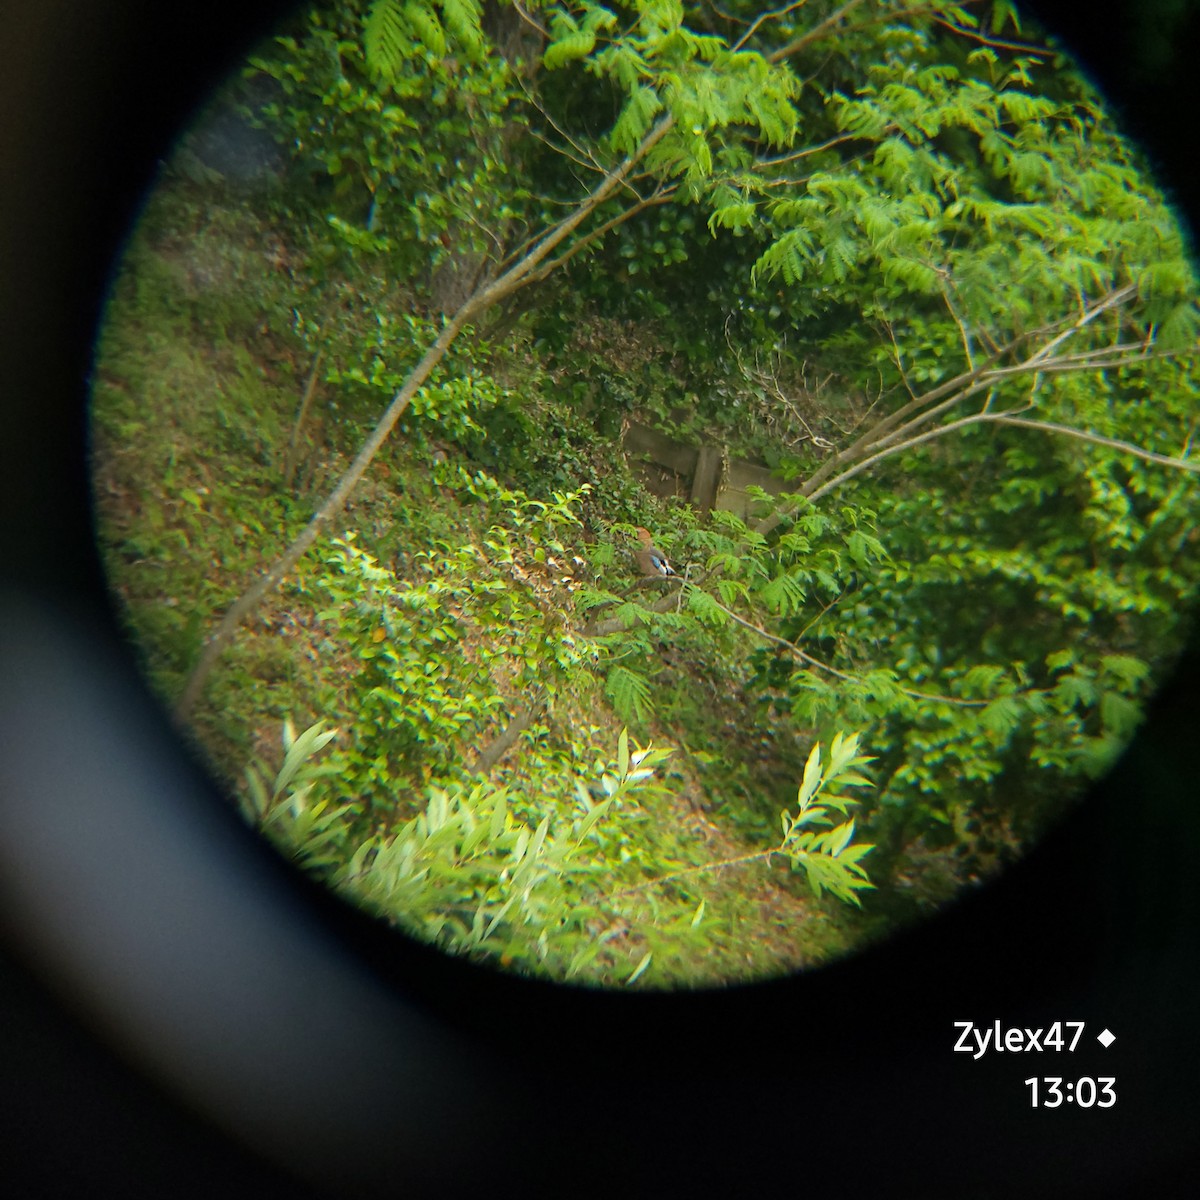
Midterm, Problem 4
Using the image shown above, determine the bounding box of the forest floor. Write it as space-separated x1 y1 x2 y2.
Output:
89 179 889 986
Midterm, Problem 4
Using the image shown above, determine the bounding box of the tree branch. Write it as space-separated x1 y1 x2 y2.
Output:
793 284 1141 506
932 15 1053 57
524 184 680 285
990 416 1200 473
281 344 324 491
758 130 889 170
176 112 680 717
767 0 873 61
807 391 1200 505
175 311 473 719
696 583 989 707
473 689 548 775
730 0 809 52
804 403 1022 502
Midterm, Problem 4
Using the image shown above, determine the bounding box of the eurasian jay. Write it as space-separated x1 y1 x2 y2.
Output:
634 527 675 577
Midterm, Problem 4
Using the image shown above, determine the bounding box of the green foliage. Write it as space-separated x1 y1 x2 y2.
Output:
338 729 678 977
777 733 876 906
254 719 875 983
605 663 654 723
365 0 487 75
94 0 1200 972
243 718 353 875
247 0 529 306
314 481 594 812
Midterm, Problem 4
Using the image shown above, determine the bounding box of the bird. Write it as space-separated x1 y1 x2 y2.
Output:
634 527 676 577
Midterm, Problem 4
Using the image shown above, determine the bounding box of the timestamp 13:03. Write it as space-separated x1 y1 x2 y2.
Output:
1025 1077 1116 1108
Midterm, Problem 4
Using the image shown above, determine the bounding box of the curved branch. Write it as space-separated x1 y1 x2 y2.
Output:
176 112 680 717
931 15 1053 57
807 395 1200 505
731 0 809 52
992 416 1200 473
524 185 679 285
805 406 1015 502
698 584 988 707
767 0 873 61
777 285 1145 513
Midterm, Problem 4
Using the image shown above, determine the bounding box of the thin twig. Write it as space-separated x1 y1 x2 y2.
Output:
282 343 324 491
510 0 550 40
942 284 974 369
991 416 1200 473
800 284 1141 501
768 0 873 62
696 582 990 707
607 848 780 900
759 130 887 169
731 0 809 53
525 185 679 283
808 393 1200 504
931 15 1053 57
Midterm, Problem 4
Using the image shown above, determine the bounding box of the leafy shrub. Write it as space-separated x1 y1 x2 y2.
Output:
246 721 876 986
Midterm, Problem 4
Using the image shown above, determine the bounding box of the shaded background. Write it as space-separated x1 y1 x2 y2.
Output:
1 1 1198 1195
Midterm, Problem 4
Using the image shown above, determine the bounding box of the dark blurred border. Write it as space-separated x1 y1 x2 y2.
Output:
1 2 1198 1197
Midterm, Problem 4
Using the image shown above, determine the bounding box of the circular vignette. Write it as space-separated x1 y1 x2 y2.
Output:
3 2 1200 1198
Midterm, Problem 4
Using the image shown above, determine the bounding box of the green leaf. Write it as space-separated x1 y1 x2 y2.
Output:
798 742 822 808
980 696 1022 737
625 951 653 985
605 665 653 723
544 30 596 70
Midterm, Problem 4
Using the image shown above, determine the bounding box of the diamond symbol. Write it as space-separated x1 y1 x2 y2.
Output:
1097 1028 1116 1048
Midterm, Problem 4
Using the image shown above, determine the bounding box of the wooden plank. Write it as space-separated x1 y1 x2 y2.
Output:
690 445 723 515
622 422 699 476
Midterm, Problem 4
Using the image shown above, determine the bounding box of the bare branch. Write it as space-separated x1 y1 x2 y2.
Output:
525 124 610 179
699 583 989 707
524 185 679 284
725 329 839 452
768 0 873 61
805 404 1024 503
807 393 1200 504
510 0 550 40
797 357 993 498
512 70 610 180
991 416 1200 473
731 0 809 52
884 318 920 402
770 1 983 62
942 284 974 369
799 284 1141 501
980 348 1193 379
177 112 681 715
281 344 323 491
471 113 678 316
758 130 890 169
1023 282 1137 366
932 15 1053 57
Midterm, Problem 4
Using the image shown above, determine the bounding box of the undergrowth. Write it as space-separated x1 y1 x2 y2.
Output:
90 177 881 985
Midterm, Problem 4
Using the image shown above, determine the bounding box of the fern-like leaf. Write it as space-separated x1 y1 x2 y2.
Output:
605 664 653 723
